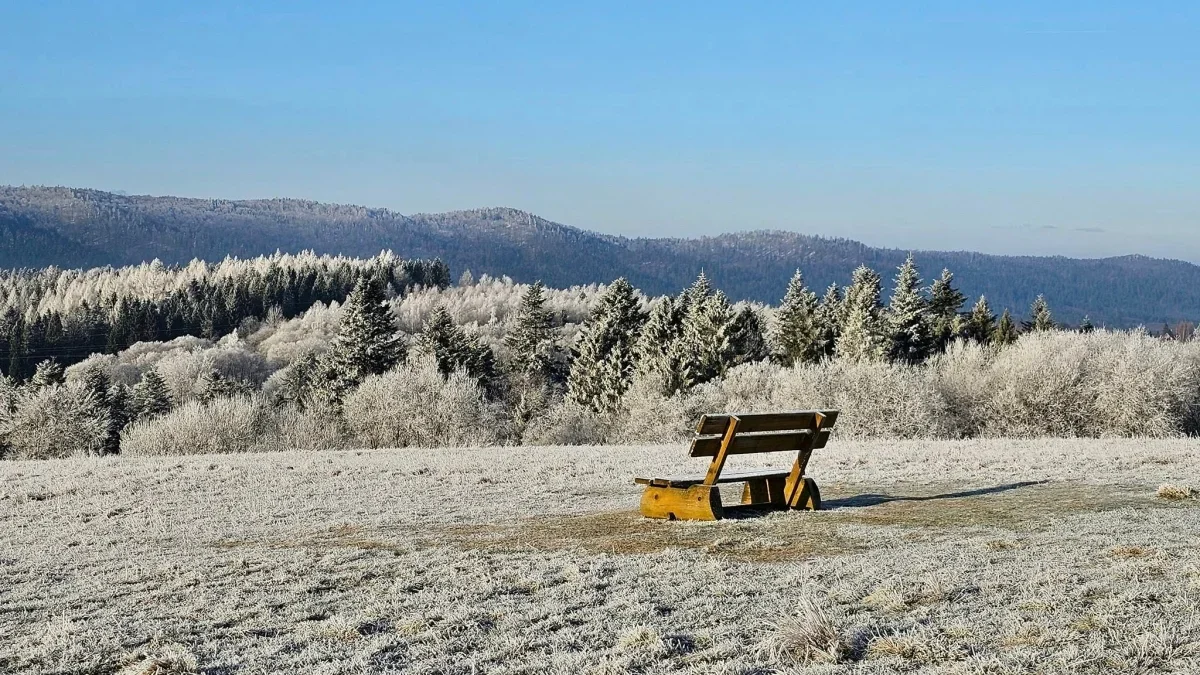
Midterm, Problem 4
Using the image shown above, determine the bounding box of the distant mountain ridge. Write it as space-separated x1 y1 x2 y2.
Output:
1 185 1196 327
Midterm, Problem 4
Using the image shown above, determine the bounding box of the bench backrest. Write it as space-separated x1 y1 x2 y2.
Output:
688 410 839 457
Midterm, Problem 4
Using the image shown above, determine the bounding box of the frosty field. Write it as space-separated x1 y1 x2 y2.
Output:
3 439 1200 674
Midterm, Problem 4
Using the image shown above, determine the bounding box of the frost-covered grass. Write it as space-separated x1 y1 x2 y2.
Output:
2 438 1199 673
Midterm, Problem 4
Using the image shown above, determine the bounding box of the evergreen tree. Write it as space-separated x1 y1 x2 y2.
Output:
1026 295 1056 331
325 278 404 389
726 304 769 368
633 296 687 395
415 306 498 387
275 352 318 410
815 284 842 359
992 309 1019 346
965 296 996 344
30 360 65 389
198 369 250 403
680 290 737 387
772 269 822 365
836 266 887 363
928 268 967 349
1079 316 1095 333
885 255 932 363
132 367 173 420
567 278 643 413
105 383 133 454
504 282 561 381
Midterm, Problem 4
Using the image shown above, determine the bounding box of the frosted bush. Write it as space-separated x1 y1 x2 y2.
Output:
610 375 694 444
772 360 956 439
0 382 108 460
342 357 499 448
928 341 996 438
274 404 350 451
121 396 280 456
522 400 611 446
711 361 784 413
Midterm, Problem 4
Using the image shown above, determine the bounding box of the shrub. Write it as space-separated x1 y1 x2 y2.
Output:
121 396 280 456
0 382 108 460
521 399 611 446
341 356 498 448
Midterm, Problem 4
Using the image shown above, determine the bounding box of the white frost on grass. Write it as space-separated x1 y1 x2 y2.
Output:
1 439 1199 673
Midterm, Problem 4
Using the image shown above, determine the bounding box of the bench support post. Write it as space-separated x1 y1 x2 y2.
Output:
784 412 825 510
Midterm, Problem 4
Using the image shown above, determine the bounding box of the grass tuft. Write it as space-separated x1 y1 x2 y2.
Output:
1156 484 1196 501
762 595 849 664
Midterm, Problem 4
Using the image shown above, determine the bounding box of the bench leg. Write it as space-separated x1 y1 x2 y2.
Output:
640 485 723 521
791 476 822 511
741 476 788 508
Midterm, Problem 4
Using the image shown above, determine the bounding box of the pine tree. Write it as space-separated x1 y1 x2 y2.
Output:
992 309 1019 346
1026 295 1056 331
772 269 822 365
105 383 133 454
414 306 498 388
30 360 65 389
198 369 249 403
836 266 887 363
567 278 643 413
132 367 172 420
965 296 996 344
726 304 769 368
928 268 967 349
325 278 404 390
885 255 932 363
680 290 737 387
505 282 561 381
634 296 687 395
275 352 318 410
815 284 842 359
1079 316 1095 333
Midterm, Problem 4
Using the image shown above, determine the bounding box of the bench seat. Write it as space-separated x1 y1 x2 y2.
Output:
634 469 790 488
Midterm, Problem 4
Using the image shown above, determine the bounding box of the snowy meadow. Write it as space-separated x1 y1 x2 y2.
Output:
3 438 1199 674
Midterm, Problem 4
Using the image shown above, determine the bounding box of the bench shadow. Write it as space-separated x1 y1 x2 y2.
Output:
823 480 1048 509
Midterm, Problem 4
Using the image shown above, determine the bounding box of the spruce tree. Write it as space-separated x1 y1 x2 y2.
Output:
414 307 497 387
132 367 173 420
505 282 561 381
30 360 66 389
567 278 643 413
634 296 687 395
198 369 249 403
772 270 822 365
726 304 769 368
992 309 1019 346
326 277 403 389
1079 316 1095 333
928 268 967 349
965 296 996 344
885 255 932 364
105 383 133 454
1026 295 1056 331
815 284 842 359
836 266 887 363
680 290 737 387
276 352 318 410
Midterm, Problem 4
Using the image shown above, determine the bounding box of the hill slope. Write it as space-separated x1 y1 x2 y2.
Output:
1 185 1195 327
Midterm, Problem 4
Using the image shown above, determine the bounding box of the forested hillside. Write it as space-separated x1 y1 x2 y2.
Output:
2 185 1196 326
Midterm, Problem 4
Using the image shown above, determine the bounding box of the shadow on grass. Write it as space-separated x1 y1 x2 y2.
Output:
824 480 1049 509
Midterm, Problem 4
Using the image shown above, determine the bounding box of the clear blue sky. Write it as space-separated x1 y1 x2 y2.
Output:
2 2 1199 260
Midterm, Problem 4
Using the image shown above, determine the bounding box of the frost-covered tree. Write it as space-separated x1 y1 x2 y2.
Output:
324 277 404 389
1079 316 1095 333
726 305 769 368
504 282 562 382
0 382 107 460
965 296 996 344
928 268 967 349
815 283 843 359
772 270 822 365
567 278 643 413
993 309 1019 346
634 296 687 395
30 360 66 389
836 266 887 363
1026 295 1056 332
680 290 737 387
132 367 173 421
105 382 133 454
413 306 497 389
197 368 250 403
886 256 932 364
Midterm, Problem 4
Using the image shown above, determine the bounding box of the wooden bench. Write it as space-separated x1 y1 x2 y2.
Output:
635 410 839 521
